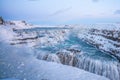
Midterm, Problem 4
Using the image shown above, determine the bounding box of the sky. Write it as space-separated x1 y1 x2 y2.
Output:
0 0 120 25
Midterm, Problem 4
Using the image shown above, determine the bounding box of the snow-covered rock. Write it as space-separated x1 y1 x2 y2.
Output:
76 24 120 61
0 20 70 47
4 20 34 29
10 28 70 47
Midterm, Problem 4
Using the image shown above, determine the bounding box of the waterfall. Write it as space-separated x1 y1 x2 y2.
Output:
36 52 61 63
36 49 120 80
75 55 120 80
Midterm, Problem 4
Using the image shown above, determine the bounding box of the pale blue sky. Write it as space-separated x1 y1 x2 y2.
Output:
0 0 120 25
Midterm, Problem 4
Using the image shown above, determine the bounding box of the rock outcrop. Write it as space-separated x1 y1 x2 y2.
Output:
37 53 61 63
36 48 81 66
56 49 81 66
0 17 4 25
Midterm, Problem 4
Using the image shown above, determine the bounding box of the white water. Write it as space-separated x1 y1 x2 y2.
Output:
75 55 120 80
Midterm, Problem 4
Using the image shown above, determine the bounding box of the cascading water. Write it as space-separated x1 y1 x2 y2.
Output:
13 27 120 80
75 55 120 80
59 32 120 80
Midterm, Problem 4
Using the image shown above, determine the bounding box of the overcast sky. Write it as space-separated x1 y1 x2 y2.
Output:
0 0 120 25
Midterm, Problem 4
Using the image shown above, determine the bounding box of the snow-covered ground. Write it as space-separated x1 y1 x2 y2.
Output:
0 24 109 80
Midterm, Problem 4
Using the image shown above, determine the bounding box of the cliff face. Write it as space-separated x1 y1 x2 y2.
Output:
0 17 4 24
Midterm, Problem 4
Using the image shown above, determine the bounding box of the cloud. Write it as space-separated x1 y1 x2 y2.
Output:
49 7 72 16
92 0 99 2
114 10 120 14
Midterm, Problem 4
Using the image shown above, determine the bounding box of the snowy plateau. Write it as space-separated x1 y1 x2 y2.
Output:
0 20 120 80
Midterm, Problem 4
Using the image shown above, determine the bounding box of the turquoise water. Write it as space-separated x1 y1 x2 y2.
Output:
67 33 117 61
35 28 118 62
14 27 118 62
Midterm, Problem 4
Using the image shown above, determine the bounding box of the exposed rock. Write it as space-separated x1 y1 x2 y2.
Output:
0 16 4 25
36 48 81 66
66 48 81 53
37 53 61 63
56 49 81 66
